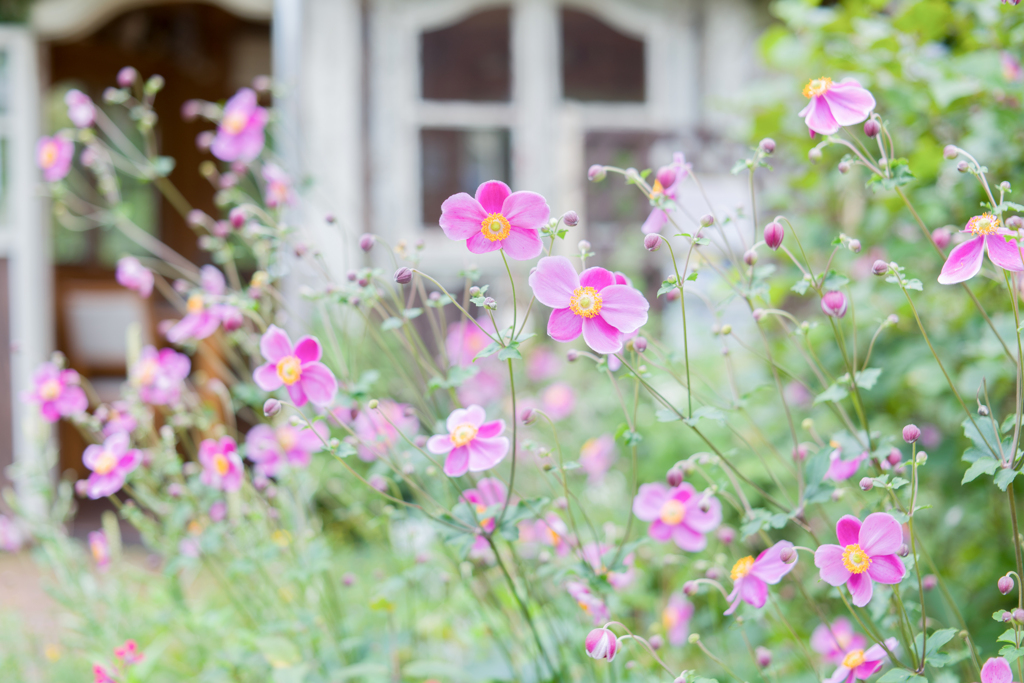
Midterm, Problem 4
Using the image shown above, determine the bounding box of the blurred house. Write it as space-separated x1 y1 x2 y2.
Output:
0 0 764 497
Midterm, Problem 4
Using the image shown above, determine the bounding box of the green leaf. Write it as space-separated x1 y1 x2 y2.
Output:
380 317 403 331
999 645 1024 663
867 158 915 192
658 281 680 296
823 270 849 290
152 156 176 177
963 417 1003 460
791 279 811 295
854 368 882 390
904 278 923 291
814 383 849 404
877 669 925 683
473 341 502 361
962 458 1000 484
655 408 682 422
996 468 1019 491
403 307 423 319
497 345 522 361
684 406 726 426
686 272 699 281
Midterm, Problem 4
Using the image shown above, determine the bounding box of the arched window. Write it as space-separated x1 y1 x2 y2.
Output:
421 8 511 101
561 8 645 102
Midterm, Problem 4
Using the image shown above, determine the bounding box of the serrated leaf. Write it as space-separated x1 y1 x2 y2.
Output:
877 669 924 683
904 279 923 291
823 271 849 290
473 341 501 361
497 345 521 361
962 458 1000 484
658 281 680 296
815 383 849 404
684 406 726 426
791 279 811 295
996 468 1019 491
855 368 882 390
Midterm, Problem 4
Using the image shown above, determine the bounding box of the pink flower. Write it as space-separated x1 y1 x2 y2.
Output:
541 382 576 420
439 180 549 260
632 482 721 551
662 592 695 646
130 346 190 405
166 266 237 343
568 581 610 625
446 320 495 367
95 401 138 437
115 256 154 298
724 541 797 615
519 513 573 556
211 88 267 162
982 657 1020 683
30 362 88 422
198 437 243 492
352 400 418 461
245 422 327 477
825 638 898 683
253 325 338 408
799 78 876 137
462 477 508 534
820 291 848 318
579 434 617 483
65 89 95 127
89 530 110 572
427 405 509 477
37 135 73 181
824 447 867 482
585 627 618 661
938 214 1024 284
529 256 649 354
814 513 907 607
93 664 115 683
115 639 144 666
581 542 635 590
641 152 691 234
82 433 143 499
526 347 560 381
262 162 294 208
811 618 866 665
0 515 23 552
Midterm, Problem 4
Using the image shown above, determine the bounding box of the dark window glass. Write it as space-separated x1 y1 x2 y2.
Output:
421 9 511 101
562 9 645 102
422 128 511 225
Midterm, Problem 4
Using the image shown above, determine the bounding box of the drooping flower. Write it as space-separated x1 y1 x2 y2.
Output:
211 87 268 162
89 530 110 572
662 592 695 646
115 256 154 298
541 382 576 420
799 77 876 137
130 346 190 405
245 422 327 478
812 618 866 665
814 513 907 607
37 135 74 181
427 405 509 477
253 325 338 408
65 89 95 127
262 162 294 208
724 541 797 615
82 433 143 499
439 180 549 260
352 399 418 461
585 627 619 662
982 657 1020 683
198 436 243 492
938 214 1024 284
166 266 238 343
30 362 88 422
641 152 692 234
95 401 138 437
824 446 867 482
825 638 898 683
580 542 636 590
579 434 617 483
632 482 721 551
529 256 649 354
0 515 23 552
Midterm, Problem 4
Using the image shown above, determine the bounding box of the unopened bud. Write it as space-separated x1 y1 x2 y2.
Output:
809 148 823 163
755 646 772 668
743 249 758 266
887 449 902 467
633 337 647 352
898 543 910 558
394 267 413 285
469 286 481 297
979 404 991 417
1009 216 1024 230
656 166 677 188
263 399 281 417
359 233 375 251
922 574 938 591
752 308 765 321
588 164 607 182
688 633 700 644
864 120 881 138
916 452 928 465
932 227 952 249
1000 575 1015 595
779 546 796 564
483 297 497 310
957 160 969 173
644 233 662 251
887 314 899 325
683 581 698 596
859 477 874 491
117 66 138 88
578 240 591 252
838 161 851 174
720 324 732 335
943 145 958 160
903 424 921 443
666 465 684 487
521 408 536 425
872 260 889 276
700 214 714 228
666 288 680 302
648 634 664 651
764 221 784 250
759 138 776 154
1013 608 1024 624
793 445 808 462
848 239 861 253
562 210 579 227
567 349 579 362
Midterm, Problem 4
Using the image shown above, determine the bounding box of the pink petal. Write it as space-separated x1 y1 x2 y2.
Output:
938 236 985 284
298 362 337 406
723 589 743 616
443 446 471 477
632 482 670 521
253 363 283 391
815 544 852 586
598 285 649 334
986 233 1024 272
854 661 884 680
739 575 768 608
476 419 504 439
750 541 796 584
499 226 544 260
858 512 902 556
647 519 672 541
825 666 852 683
501 190 550 230
982 657 1014 683
803 95 840 136
579 267 615 291
866 554 906 584
447 405 487 432
822 82 876 126
286 382 308 407
682 495 721 533
581 316 624 354
475 180 511 214
466 230 504 254
641 208 668 235
847 572 873 607
466 436 509 471
439 193 487 238
426 434 454 454
836 515 861 547
671 524 707 552
260 325 293 362
547 308 583 342
528 257 579 309
294 337 323 364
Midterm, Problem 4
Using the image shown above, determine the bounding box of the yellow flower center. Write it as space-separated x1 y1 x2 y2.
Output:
39 379 62 401
480 213 511 242
451 423 479 447
659 498 686 525
547 527 561 546
842 544 872 574
222 110 248 134
731 555 756 580
276 355 302 386
842 649 866 669
213 453 231 476
662 607 680 630
277 427 298 452
968 213 1001 236
475 504 487 515
569 286 603 318
134 359 158 385
650 179 665 197
92 450 118 476
187 294 205 314
803 77 834 98
89 538 105 562
40 141 59 168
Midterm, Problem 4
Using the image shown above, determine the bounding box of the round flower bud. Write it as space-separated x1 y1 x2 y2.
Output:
357 277 369 288
916 452 928 465
683 581 698 596
779 546 796 564
764 221 784 250
864 120 881 138
588 164 607 182
633 337 647 353
820 291 848 318
887 314 899 325
859 477 874 491
229 206 246 229
666 465 684 487
180 99 202 121
902 424 921 444
872 260 889 276
117 66 138 88
585 628 618 662
999 574 1015 595
688 633 701 644
567 349 579 362
755 646 772 668
943 145 959 159
898 543 910 557
666 288 680 302
848 239 861 253
263 398 281 417
808 148 823 163
1004 611 1014 623
144 74 165 95
220 307 244 332
793 444 808 462
887 449 902 467
644 233 662 251
838 161 851 174
716 526 735 545
957 160 969 173
394 267 413 285
700 214 715 228
648 634 664 651
625 167 641 182
468 286 481 297
656 166 677 189
1013 608 1024 624
578 240 591 252
562 210 579 227
359 233 375 251
932 227 952 249
720 324 732 335
483 297 497 310
752 308 765 321
922 574 938 591
980 404 991 417
1008 216 1024 230
521 408 536 425
759 138 776 154
743 249 758 266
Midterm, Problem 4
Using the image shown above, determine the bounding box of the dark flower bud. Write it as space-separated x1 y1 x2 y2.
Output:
957 160 969 173
117 66 139 88
764 221 784 250
759 138 776 154
562 210 579 226
943 145 958 159
656 166 677 188
644 233 662 251
1000 575 1015 595
359 233 375 251
903 424 921 444
394 267 413 285
872 260 889 276
666 465 684 487
756 646 772 668
864 120 881 138
932 227 951 249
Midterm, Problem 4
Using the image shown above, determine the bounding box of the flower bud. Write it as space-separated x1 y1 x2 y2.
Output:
922 574 938 591
688 633 700 644
1000 574 1015 595
521 408 536 425
838 161 851 174
483 297 497 310
1013 608 1024 624
859 477 874 491
820 291 848 318
743 249 758 266
902 424 920 444
864 120 881 138
756 646 772 668
562 210 579 227
683 580 698 596
567 349 579 362
720 324 732 335
633 337 647 353
887 449 902 467
931 227 951 249
898 543 910 557
359 233 375 251
117 66 138 88
764 221 784 250
585 628 618 662
264 398 281 417
666 465 684 487
1009 216 1024 230
1004 611 1014 623
578 240 591 252
980 404 991 417
848 239 861 253
957 160 969 173
793 445 808 462
809 148 823 163
712 526 734 545
221 307 244 332
700 214 715 228
394 267 413 285
648 634 664 651
916 452 928 465
872 260 889 276
759 138 776 154
144 74 165 95
656 166 677 188
180 99 202 121
644 233 662 251
666 288 680 302
943 145 958 159
588 164 607 182
752 308 765 321
779 546 796 564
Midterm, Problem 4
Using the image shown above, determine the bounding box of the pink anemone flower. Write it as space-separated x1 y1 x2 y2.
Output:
30 362 88 422
198 436 244 492
580 542 635 590
632 482 721 551
439 180 549 260
352 399 419 461
115 256 154 298
253 325 338 408
825 638 898 683
529 256 649 354
642 152 691 234
130 346 191 406
519 513 573 556
982 657 1021 683
65 89 95 128
814 512 907 607
166 266 236 343
811 618 866 665
82 433 143 499
446 319 495 367
462 477 509 534
567 581 609 625
95 401 138 437
799 77 876 137
724 540 797 615
211 87 268 162
662 592 695 646
245 422 327 477
88 530 110 571
938 213 1024 284
427 405 509 477
824 447 868 482
37 135 74 182
262 162 294 208
579 434 617 483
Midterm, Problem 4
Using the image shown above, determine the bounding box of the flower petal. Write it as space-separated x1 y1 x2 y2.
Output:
466 436 509 471
632 482 670 521
750 541 796 584
739 575 768 608
529 257 579 308
439 193 488 238
836 515 861 547
501 190 550 230
938 235 985 284
286 382 308 407
986 233 1024 272
866 554 906 585
443 446 471 477
822 82 875 126
858 512 902 556
477 419 505 439
579 267 615 291
298 362 337 406
293 336 323 364
982 657 1014 683
647 519 672 541
500 226 544 260
260 325 293 362
253 362 283 391
814 544 852 586
670 524 707 552
466 231 503 254
803 95 840 136
848 572 874 607
426 434 454 454
475 180 511 214
447 405 486 432
641 208 668 235
598 285 649 334
547 307 583 342
581 316 624 355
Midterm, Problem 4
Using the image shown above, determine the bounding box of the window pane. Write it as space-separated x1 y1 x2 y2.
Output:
422 128 511 225
421 9 511 101
562 9 645 102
